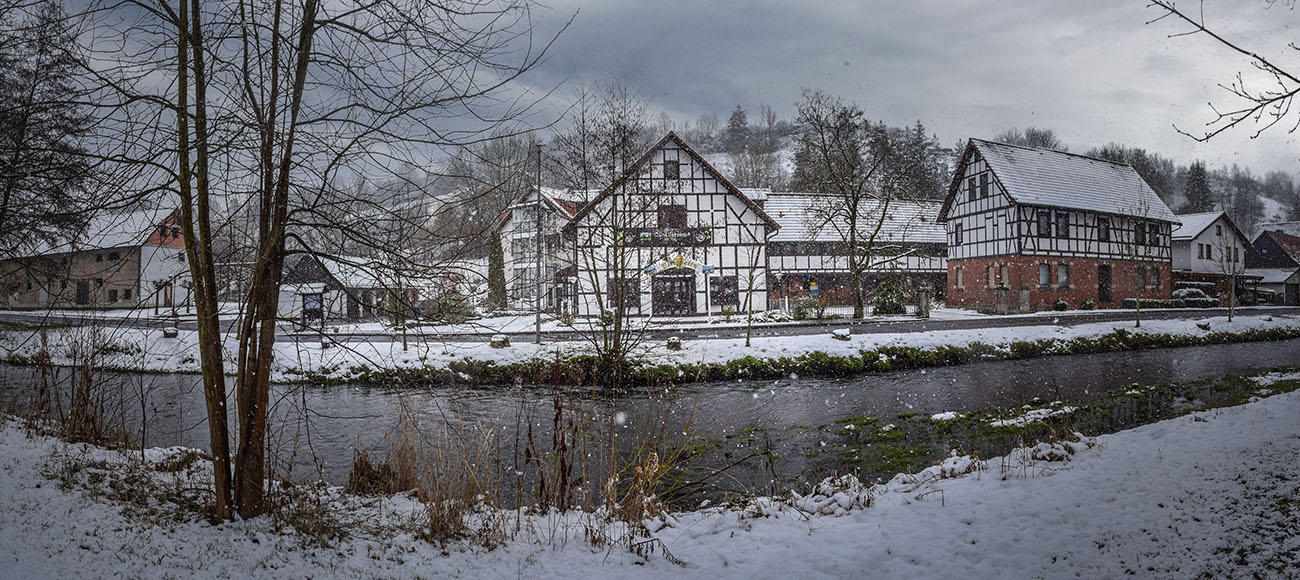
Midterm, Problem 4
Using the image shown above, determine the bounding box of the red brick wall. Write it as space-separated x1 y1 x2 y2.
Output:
947 256 1171 312
769 272 946 306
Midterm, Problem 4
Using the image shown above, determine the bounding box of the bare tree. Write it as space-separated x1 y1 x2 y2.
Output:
1148 1 1300 140
992 126 1066 150
81 0 566 519
791 89 910 319
562 85 653 381
1209 219 1247 321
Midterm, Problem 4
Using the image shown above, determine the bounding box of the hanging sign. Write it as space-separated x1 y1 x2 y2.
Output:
644 256 716 274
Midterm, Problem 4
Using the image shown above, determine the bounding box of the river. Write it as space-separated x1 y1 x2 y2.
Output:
3 338 1297 505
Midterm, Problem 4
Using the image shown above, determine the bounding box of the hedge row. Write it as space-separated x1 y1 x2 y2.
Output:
1121 297 1218 309
288 324 1300 388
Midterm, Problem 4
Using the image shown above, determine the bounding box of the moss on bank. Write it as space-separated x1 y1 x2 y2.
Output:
797 367 1300 483
283 325 1300 387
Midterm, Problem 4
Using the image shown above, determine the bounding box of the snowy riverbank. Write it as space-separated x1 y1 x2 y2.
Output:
2 312 1298 383
2 374 1297 578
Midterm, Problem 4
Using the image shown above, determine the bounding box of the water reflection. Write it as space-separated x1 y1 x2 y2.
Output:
2 338 1297 496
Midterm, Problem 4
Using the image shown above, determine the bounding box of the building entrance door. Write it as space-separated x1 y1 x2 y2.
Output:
652 269 695 316
1098 265 1112 303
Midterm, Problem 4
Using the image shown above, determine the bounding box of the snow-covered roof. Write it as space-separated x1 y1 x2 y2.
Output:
1171 211 1247 242
315 255 395 289
1246 268 1300 284
765 193 945 244
21 207 176 258
966 140 1180 223
1255 221 1300 238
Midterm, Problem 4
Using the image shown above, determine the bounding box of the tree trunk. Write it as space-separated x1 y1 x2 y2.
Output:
175 0 233 521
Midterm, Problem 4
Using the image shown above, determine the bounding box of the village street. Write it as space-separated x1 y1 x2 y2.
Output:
3 305 1299 343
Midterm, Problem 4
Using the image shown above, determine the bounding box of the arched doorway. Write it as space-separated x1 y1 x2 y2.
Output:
652 268 696 316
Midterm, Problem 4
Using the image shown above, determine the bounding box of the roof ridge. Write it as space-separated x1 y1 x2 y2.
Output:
972 138 1136 169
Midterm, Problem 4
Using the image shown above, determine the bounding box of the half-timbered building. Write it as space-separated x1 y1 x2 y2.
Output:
938 139 1179 312
764 193 946 305
562 132 779 317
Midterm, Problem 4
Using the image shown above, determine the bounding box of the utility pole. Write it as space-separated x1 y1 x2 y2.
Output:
535 142 543 345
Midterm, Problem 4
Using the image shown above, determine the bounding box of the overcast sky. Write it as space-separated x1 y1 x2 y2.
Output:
523 0 1299 176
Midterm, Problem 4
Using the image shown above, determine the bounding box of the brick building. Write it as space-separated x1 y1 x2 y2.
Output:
938 139 1179 312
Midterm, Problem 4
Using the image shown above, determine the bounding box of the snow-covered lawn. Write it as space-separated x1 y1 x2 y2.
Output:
2 313 1297 381
1 386 1297 578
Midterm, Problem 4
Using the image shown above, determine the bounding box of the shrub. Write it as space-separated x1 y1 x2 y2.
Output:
423 292 472 323
720 305 737 321
1052 299 1068 311
1172 287 1210 300
792 298 826 320
1080 299 1096 310
1121 298 1186 309
870 272 908 316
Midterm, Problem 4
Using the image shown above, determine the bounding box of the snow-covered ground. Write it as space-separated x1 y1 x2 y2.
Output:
1 383 1297 578
2 313 1297 381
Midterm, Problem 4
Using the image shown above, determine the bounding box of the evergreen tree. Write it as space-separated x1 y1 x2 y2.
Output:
1181 161 1214 212
722 105 750 154
870 270 907 315
0 0 95 259
487 231 506 310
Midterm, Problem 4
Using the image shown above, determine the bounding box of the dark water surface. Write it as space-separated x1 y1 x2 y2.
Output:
3 338 1297 501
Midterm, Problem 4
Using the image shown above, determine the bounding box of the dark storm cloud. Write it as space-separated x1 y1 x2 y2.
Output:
526 0 1300 175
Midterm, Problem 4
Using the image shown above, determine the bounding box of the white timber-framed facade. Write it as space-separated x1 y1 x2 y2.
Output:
562 132 779 318
939 139 1180 312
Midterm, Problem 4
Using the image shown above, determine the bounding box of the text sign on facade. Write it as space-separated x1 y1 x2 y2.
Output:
617 228 712 247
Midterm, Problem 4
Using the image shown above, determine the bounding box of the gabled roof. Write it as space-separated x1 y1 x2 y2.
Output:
19 207 179 258
496 187 588 231
1255 230 1300 263
1246 268 1300 284
765 193 945 244
1171 211 1249 243
297 255 398 289
941 139 1179 224
562 132 780 233
1254 221 1300 238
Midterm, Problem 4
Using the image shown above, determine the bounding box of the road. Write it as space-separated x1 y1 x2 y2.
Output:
6 306 1295 343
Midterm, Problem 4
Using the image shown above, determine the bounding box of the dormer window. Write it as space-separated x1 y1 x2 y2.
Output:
663 160 680 180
